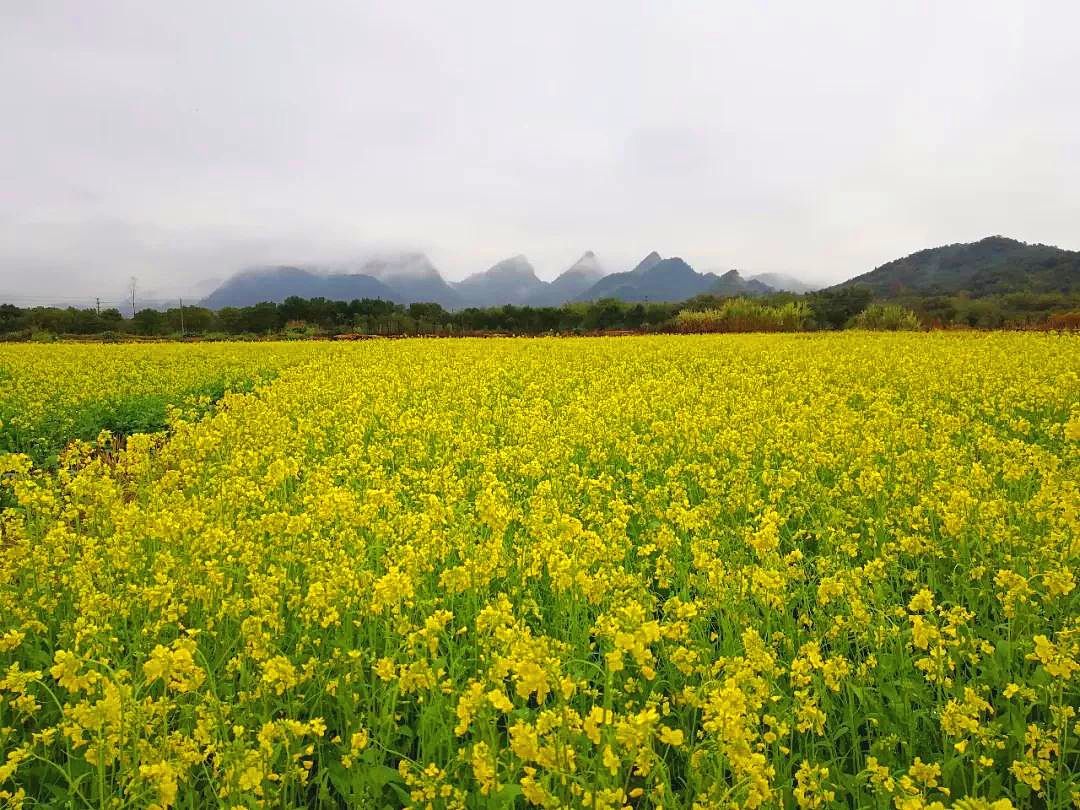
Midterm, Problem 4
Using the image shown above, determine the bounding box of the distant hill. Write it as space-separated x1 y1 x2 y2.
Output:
579 256 708 302
836 236 1080 297
202 249 826 310
749 272 819 293
712 269 773 296
580 253 775 302
202 266 397 309
453 252 612 308
202 253 463 309
452 255 545 308
351 253 463 309
629 251 663 276
526 252 606 306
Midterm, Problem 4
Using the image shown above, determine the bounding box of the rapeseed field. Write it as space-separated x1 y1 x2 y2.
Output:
0 333 1077 809
0 343 320 465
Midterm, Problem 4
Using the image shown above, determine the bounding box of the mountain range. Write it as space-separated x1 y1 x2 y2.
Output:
577 252 773 302
199 235 1077 311
201 250 803 310
202 253 463 310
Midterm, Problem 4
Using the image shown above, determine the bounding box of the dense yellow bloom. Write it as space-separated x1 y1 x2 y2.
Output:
48 650 96 693
794 761 835 809
909 588 935 613
138 761 179 810
261 655 299 695
657 726 684 747
0 333 1076 807
143 637 205 693
1029 634 1079 679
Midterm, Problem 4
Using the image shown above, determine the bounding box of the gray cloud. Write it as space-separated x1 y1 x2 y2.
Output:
2 1 1078 302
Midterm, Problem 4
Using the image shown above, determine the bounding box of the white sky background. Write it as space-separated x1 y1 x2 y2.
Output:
1 1 1078 303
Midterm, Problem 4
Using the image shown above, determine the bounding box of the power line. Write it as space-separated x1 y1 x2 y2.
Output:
0 293 105 301
0 297 128 307
0 294 206 311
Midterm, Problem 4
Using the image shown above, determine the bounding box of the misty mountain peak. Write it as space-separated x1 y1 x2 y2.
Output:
353 252 441 280
453 255 544 307
644 257 695 277
749 272 819 293
201 265 397 309
630 251 664 275
562 251 604 278
580 256 717 302
483 255 537 279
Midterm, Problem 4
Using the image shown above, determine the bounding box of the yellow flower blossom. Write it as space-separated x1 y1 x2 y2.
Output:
0 334 1075 807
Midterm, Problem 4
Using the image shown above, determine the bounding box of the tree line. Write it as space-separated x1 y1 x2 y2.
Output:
1 286 1076 340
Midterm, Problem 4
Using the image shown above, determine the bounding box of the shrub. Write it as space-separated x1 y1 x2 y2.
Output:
674 298 811 333
849 304 923 331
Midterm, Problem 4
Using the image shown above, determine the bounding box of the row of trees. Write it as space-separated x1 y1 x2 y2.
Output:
0 298 685 339
2 286 1075 339
892 291 1080 329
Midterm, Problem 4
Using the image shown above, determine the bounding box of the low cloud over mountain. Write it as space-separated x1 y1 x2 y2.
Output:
200 250 834 309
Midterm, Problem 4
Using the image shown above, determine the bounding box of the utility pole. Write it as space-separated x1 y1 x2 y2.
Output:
179 297 185 336
129 277 137 319
95 297 101 315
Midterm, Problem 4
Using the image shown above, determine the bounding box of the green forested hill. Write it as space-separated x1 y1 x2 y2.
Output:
836 236 1079 297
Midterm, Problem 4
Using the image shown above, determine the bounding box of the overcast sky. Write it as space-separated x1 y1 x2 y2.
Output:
2 1 1078 305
